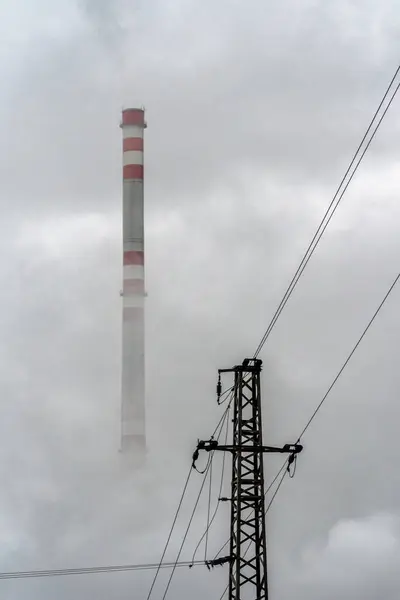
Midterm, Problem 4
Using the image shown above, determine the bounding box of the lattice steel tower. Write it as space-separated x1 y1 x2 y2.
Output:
228 358 268 599
198 359 302 600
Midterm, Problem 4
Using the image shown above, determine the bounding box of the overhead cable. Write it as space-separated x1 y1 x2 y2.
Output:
161 446 215 599
191 404 231 565
147 397 233 598
205 452 213 560
297 270 400 442
254 63 400 358
145 465 193 600
158 406 232 600
0 560 205 581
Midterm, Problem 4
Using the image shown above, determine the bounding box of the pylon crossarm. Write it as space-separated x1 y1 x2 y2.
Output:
196 440 303 455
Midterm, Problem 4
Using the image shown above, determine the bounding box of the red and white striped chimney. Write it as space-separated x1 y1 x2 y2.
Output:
120 108 146 457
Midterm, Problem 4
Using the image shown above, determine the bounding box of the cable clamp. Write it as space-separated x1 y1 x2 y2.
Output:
198 439 219 452
192 438 218 471
205 555 234 570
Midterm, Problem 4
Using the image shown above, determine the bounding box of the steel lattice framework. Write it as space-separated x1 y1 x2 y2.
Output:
228 358 268 600
196 358 302 600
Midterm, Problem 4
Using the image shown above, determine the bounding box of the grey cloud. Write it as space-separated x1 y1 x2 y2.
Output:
288 514 400 599
1 0 399 219
1 0 400 599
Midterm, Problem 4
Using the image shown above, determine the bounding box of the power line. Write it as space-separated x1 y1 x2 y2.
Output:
265 463 288 512
0 406 235 587
212 395 234 435
218 385 234 405
145 465 192 600
0 560 206 581
297 269 400 441
159 406 232 600
146 398 232 599
205 451 213 560
191 403 231 564
161 448 214 599
254 63 400 358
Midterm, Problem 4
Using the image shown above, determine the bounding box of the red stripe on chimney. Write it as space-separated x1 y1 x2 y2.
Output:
123 164 143 180
123 138 144 152
123 251 144 266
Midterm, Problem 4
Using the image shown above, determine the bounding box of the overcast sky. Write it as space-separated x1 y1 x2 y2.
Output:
0 0 400 598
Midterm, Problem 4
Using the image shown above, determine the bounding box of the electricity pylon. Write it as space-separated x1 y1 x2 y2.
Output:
196 358 302 600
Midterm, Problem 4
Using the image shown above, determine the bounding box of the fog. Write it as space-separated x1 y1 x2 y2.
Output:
0 1 400 598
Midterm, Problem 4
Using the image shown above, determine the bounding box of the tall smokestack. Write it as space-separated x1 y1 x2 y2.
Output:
120 108 146 458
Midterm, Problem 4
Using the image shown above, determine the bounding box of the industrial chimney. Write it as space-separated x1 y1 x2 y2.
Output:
120 108 146 458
